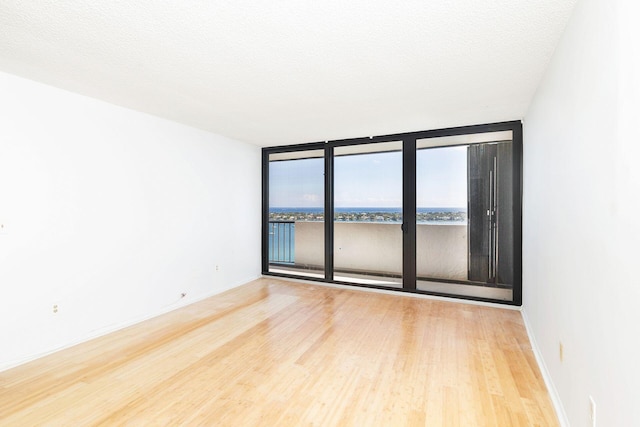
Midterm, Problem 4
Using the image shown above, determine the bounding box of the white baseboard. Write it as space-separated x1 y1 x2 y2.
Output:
0 275 261 373
521 309 569 427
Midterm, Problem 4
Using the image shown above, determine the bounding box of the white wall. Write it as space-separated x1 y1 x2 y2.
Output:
523 0 640 425
0 71 261 371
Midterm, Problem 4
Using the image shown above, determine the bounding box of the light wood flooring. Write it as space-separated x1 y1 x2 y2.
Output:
0 278 558 426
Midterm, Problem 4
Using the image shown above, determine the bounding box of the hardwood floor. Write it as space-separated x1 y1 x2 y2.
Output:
0 278 558 426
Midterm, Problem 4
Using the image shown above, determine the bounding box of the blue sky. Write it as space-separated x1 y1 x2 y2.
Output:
269 146 467 208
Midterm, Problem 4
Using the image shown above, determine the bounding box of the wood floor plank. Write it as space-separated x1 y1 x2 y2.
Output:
0 278 558 426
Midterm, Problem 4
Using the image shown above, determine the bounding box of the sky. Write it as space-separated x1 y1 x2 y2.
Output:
269 146 467 208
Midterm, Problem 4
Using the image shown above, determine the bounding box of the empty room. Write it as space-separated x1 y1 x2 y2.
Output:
1 0 639 425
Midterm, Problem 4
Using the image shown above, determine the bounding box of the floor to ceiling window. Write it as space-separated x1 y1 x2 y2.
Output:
262 121 522 305
264 148 325 279
333 141 403 287
414 131 515 301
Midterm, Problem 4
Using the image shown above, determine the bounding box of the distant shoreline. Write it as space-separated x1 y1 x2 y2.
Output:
269 207 467 224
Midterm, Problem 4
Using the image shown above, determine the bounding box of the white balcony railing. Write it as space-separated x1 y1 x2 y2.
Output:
275 221 467 281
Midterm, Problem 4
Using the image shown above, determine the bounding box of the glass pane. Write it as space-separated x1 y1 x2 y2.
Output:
416 132 514 301
268 150 324 279
334 141 403 287
416 145 468 281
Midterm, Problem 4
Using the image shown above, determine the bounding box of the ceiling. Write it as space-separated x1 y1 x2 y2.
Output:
0 0 577 146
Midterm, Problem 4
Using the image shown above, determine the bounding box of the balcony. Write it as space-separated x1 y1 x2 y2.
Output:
268 220 511 300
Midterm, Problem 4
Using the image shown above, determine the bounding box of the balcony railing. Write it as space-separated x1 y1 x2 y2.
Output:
268 221 295 264
268 221 468 280
266 220 512 301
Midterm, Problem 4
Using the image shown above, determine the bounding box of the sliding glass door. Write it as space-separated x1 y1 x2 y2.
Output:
415 145 468 282
415 131 515 301
333 141 403 287
262 122 522 305
266 148 324 279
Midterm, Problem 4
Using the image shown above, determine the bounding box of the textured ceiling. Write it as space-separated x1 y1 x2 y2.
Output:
0 0 577 146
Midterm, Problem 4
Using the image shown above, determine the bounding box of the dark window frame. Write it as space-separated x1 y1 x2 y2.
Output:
262 121 523 306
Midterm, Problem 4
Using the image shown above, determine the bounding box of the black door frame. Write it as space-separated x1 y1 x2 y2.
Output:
262 120 522 306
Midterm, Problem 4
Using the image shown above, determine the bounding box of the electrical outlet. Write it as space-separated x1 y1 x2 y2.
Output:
0 223 7 235
215 265 219 271
559 342 564 362
589 396 596 426
53 304 58 314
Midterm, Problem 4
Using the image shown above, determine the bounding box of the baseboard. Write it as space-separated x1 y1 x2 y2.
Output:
0 274 261 373
521 309 569 427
